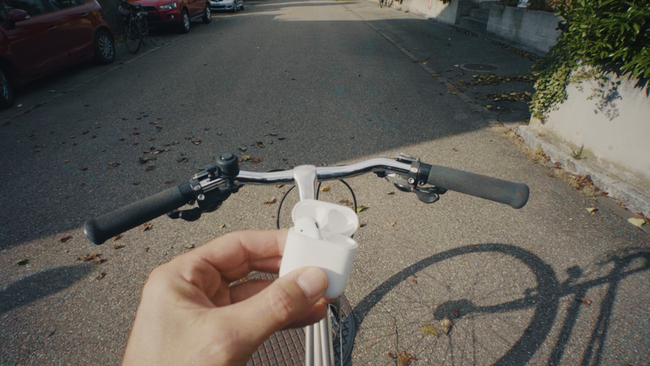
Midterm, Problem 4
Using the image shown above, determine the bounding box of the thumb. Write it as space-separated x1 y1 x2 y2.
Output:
229 267 328 347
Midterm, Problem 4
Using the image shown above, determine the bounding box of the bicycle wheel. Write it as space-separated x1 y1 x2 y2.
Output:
125 20 142 54
140 17 149 37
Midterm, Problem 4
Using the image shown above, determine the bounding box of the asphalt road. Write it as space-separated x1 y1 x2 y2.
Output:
1 1 648 365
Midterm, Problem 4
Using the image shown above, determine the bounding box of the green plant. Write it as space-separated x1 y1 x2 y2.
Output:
571 145 585 160
530 0 650 120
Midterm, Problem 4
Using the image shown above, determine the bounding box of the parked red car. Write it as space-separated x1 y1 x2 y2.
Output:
128 0 211 34
0 0 115 109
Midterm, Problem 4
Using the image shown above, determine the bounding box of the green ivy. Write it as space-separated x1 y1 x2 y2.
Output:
530 0 650 120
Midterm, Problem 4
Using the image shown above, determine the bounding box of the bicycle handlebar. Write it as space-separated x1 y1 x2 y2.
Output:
84 157 529 244
426 165 529 209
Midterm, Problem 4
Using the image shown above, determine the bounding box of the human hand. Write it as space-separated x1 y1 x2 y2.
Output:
122 229 329 366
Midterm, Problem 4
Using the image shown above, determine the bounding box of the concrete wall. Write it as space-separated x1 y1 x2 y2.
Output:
393 0 463 25
529 69 650 194
486 5 561 54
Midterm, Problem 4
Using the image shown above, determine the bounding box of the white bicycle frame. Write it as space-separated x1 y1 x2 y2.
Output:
293 165 336 366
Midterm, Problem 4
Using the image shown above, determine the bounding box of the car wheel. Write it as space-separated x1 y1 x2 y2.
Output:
180 9 190 33
0 66 16 110
202 3 211 23
94 29 115 65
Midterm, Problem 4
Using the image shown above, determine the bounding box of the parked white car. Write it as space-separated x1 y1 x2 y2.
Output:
210 0 243 12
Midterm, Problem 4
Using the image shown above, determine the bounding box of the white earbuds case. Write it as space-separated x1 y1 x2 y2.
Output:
279 199 359 298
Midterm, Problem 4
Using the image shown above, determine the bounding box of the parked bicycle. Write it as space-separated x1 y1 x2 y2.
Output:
118 0 150 54
85 153 529 365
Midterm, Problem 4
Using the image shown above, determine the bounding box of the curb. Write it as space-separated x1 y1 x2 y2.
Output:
517 125 650 219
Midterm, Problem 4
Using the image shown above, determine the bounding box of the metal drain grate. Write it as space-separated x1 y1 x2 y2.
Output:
243 273 355 366
460 63 500 72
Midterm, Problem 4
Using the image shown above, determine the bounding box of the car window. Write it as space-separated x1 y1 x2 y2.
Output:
3 0 47 16
48 0 84 10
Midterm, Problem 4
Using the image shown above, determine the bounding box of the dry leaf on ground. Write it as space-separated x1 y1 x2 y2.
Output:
77 253 105 264
320 185 330 192
454 308 461 318
339 199 352 207
586 207 598 214
628 218 646 227
145 165 155 172
108 162 120 168
144 247 150 252
358 222 367 228
396 351 417 366
385 221 396 227
387 191 395 195
421 324 439 337
192 138 202 145
356 205 368 213
163 179 175 184
112 243 125 250
184 244 195 249
576 297 592 306
278 137 286 141
264 198 277 205
141 222 152 231
60 234 73 243
439 316 453 334
257 141 265 148
14 258 28 266
97 272 106 280
407 276 417 285
275 184 284 189
217 224 226 229
132 181 140 185
80 166 88 171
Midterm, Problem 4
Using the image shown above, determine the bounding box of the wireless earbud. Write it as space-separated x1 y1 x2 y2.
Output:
294 217 322 240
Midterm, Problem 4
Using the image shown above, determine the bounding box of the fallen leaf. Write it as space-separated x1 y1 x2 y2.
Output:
192 138 201 145
176 157 189 163
132 181 140 185
257 141 265 148
141 222 153 231
64 160 70 163
385 221 396 227
108 162 120 169
396 351 417 366
113 234 122 241
452 147 459 152
339 199 353 207
80 166 88 171
239 146 247 151
217 224 226 229
320 185 330 192
14 258 28 266
60 234 73 243
275 184 285 189
267 133 278 137
144 247 150 252
204 127 210 131
407 276 417 285
138 156 149 164
358 222 367 228
184 244 195 249
250 156 264 164
97 272 106 280
157 116 162 120
387 352 395 359
586 207 598 214
171 140 179 145
628 218 646 227
421 324 439 337
145 165 155 172
453 308 460 318
576 297 592 306
278 137 287 141
439 316 453 334
264 198 277 205
163 179 175 184
112 243 125 250
77 253 105 264
356 205 368 213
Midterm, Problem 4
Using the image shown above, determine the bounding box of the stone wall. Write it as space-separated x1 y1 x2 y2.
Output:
486 5 561 54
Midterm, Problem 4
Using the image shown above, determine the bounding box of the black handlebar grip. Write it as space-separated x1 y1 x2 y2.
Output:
427 165 529 209
84 186 188 244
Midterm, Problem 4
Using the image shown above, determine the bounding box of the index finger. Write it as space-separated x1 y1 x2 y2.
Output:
173 229 288 281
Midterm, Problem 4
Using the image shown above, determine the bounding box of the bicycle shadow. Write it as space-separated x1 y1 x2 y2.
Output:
0 264 92 314
351 243 649 365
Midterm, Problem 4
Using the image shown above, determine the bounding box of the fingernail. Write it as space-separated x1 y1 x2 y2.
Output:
296 267 327 300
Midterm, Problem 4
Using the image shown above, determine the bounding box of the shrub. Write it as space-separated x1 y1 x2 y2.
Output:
530 0 650 120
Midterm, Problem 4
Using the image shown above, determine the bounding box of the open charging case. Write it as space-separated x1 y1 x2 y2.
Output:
279 199 359 298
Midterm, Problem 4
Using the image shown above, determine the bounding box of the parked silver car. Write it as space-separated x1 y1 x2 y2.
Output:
210 0 243 12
